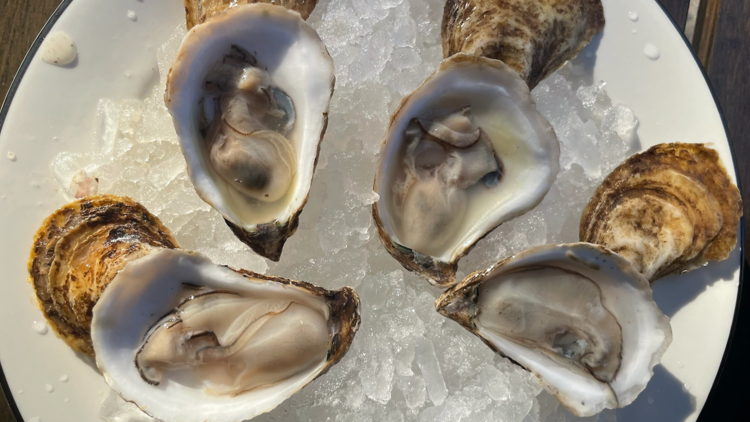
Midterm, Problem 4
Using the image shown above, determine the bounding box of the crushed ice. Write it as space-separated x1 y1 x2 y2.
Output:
50 1 639 421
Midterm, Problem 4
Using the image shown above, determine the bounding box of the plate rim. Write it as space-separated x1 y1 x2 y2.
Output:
0 1 743 421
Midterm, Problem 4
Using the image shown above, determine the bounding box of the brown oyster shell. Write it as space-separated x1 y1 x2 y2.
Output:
27 195 179 355
580 143 742 282
183 0 318 29
441 0 605 88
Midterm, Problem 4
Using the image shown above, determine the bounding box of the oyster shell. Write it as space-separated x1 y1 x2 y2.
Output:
27 195 178 355
184 0 319 29
436 243 672 416
166 4 334 261
580 143 742 281
92 249 360 422
373 54 559 287
442 0 605 88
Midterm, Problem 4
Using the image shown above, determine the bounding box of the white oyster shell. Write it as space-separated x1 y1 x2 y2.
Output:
91 249 359 422
436 243 672 416
373 53 560 287
166 4 334 261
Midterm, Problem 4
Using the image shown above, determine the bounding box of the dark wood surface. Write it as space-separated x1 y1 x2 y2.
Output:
0 0 748 421
658 0 691 30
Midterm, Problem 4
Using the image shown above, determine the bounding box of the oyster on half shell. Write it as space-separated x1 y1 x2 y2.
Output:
580 143 742 281
27 195 178 355
92 249 359 422
373 54 559 287
166 4 334 261
442 0 605 88
436 243 671 416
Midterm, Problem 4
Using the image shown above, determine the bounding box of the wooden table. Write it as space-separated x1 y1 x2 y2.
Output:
1 0 748 421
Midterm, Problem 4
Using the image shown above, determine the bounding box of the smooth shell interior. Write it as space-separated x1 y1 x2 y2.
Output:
375 55 559 264
167 4 334 228
437 243 672 416
91 249 331 422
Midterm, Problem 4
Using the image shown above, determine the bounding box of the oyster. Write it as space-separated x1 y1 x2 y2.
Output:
27 195 178 355
436 243 671 416
442 0 605 88
373 54 559 287
580 143 742 281
166 4 334 261
184 0 319 29
91 249 360 422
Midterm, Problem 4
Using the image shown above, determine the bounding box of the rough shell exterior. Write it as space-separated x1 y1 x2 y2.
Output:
442 0 605 88
27 195 178 355
183 0 318 28
580 143 742 281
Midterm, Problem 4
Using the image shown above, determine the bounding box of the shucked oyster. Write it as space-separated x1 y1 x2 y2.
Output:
442 0 605 88
373 54 559 287
436 243 671 416
184 0 319 29
27 195 178 355
580 143 742 281
166 4 334 261
92 249 359 422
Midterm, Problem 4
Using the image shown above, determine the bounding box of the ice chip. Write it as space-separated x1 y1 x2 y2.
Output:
415 338 448 405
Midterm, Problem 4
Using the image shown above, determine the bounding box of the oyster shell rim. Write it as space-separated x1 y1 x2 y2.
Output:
91 248 360 422
435 242 673 416
165 3 335 261
372 53 560 288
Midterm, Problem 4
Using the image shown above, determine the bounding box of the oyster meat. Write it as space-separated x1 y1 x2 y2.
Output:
184 0 319 29
27 195 178 355
92 249 359 422
580 143 742 281
442 0 605 88
436 243 672 416
373 54 559 287
166 4 334 261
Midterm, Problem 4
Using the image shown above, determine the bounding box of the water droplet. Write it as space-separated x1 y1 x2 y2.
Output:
632 29 637 34
17 390 23 395
59 374 69 382
29 417 41 422
585 52 593 58
63 398 70 403
682 383 691 392
32 321 48 335
45 384 54 393
628 11 639 22
647 396 654 404
127 10 137 21
7 151 16 161
644 44 661 60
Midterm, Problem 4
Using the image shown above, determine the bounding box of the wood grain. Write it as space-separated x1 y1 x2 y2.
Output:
699 1 750 417
0 0 62 105
693 0 722 67
658 0 692 29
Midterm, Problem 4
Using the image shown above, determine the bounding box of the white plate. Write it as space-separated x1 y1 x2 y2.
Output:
0 0 741 421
